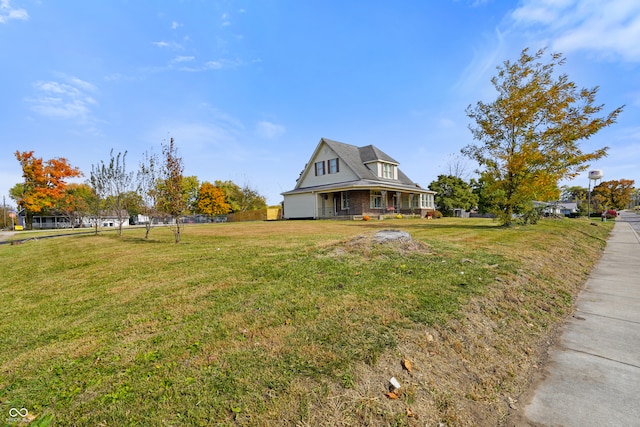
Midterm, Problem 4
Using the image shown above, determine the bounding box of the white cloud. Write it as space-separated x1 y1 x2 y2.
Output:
152 40 182 49
27 76 98 122
221 12 231 26
255 121 285 139
510 0 640 62
0 0 28 24
171 21 181 30
172 55 195 63
176 58 243 72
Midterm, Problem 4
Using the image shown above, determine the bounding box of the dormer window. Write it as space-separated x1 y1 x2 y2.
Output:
382 163 393 179
376 162 397 179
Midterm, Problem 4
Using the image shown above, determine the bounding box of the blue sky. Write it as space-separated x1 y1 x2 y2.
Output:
2 0 639 207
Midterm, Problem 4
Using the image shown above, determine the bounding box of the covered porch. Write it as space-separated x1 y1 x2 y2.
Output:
315 189 435 219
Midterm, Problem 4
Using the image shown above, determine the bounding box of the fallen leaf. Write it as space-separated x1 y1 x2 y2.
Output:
386 391 399 399
401 359 413 373
406 407 415 417
426 333 434 343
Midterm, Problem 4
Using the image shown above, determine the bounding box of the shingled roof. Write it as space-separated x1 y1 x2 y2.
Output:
320 138 415 186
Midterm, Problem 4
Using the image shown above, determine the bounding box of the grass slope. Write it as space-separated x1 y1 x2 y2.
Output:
0 218 612 426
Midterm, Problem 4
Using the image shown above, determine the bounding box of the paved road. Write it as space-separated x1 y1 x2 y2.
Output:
622 209 640 233
0 231 15 241
512 210 640 426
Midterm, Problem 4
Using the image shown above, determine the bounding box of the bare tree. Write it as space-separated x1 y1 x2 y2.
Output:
90 150 134 236
444 153 471 180
137 150 160 239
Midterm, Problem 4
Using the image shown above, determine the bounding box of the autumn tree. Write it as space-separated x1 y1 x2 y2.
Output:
463 48 623 225
90 150 134 236
215 180 242 212
182 175 200 214
159 138 186 243
57 183 94 228
592 179 635 211
214 180 267 212
197 182 231 216
238 183 267 212
14 151 82 228
428 175 478 217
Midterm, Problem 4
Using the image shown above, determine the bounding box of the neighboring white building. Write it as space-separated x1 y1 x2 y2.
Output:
282 138 435 219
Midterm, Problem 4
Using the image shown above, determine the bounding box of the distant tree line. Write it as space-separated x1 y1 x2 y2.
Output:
10 138 267 242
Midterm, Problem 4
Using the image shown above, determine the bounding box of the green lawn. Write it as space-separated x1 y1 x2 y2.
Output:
0 218 612 426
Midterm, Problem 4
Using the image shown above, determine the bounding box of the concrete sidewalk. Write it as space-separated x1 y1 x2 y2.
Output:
513 211 640 426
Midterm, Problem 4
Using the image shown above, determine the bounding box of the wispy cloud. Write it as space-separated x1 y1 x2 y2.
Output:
510 0 640 62
172 55 195 63
152 40 183 49
221 12 231 27
255 121 285 139
176 58 244 72
0 0 28 24
27 75 99 123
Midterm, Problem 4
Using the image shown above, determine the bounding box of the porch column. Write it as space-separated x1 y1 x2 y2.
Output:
396 192 401 212
381 190 387 210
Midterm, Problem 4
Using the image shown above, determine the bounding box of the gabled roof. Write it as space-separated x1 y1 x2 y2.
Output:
319 138 413 185
285 138 432 195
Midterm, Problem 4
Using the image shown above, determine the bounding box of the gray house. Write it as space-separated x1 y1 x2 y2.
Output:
282 138 435 219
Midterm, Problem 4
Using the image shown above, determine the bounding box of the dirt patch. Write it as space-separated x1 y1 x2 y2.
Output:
319 230 431 260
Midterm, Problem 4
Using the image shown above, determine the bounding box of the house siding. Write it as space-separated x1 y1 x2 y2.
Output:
282 193 317 219
298 145 358 188
283 138 436 220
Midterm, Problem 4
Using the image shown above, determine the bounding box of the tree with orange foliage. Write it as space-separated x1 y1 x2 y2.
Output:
14 151 83 228
592 179 635 211
197 182 231 217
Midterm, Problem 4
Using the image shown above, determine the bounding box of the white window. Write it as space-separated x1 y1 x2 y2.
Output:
370 191 383 208
341 191 349 210
315 161 325 176
419 194 434 209
328 158 339 174
382 163 393 179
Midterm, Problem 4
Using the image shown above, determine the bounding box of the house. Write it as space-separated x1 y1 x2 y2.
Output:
30 210 130 229
534 201 580 217
282 138 435 219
